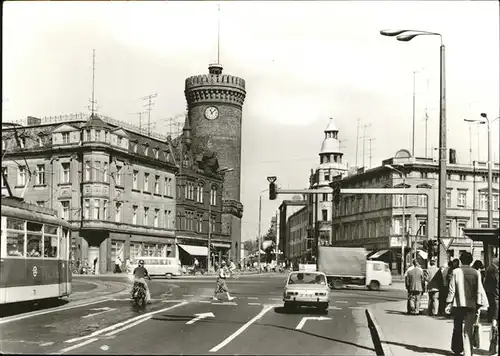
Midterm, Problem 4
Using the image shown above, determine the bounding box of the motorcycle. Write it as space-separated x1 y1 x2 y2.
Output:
131 281 147 308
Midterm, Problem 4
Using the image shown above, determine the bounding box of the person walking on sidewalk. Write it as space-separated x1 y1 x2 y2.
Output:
406 259 425 315
446 252 489 356
426 257 441 316
484 257 499 355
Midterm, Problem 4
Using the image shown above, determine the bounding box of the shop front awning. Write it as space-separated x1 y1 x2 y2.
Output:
177 244 208 256
369 249 389 259
212 242 231 249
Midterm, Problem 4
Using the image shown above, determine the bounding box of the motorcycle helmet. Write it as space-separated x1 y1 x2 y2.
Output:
138 259 145 266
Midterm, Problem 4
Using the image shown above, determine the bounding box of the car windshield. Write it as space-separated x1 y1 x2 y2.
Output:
288 273 326 285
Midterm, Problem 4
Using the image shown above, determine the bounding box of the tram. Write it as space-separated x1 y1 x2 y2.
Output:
0 197 72 304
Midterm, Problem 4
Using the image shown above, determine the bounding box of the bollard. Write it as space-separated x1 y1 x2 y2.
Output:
365 309 385 356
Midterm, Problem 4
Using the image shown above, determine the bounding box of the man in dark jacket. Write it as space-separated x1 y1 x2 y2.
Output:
484 257 499 323
426 257 441 316
406 259 425 315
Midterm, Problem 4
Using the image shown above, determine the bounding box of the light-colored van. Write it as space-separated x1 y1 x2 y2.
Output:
366 260 392 290
131 257 182 279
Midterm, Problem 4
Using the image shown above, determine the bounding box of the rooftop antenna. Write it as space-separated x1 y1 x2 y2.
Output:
141 93 158 137
90 49 97 116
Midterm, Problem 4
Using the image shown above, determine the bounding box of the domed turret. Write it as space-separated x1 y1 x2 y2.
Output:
314 118 346 187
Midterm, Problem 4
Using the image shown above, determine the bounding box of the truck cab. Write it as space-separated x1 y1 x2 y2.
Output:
366 260 392 290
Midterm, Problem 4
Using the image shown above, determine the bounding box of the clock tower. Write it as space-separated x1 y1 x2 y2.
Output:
184 63 246 262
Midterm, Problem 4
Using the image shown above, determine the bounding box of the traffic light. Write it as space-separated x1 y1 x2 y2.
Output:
267 176 277 200
210 243 215 256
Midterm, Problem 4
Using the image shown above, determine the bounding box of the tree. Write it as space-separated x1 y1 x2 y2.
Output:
242 238 259 254
262 226 277 263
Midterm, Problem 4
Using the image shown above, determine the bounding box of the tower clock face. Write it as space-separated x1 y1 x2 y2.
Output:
204 106 219 121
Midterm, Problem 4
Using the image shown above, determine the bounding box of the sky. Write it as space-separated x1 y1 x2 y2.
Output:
3 1 499 242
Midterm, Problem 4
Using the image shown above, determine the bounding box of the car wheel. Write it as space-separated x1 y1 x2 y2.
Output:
368 280 380 291
317 303 329 315
284 301 295 312
165 273 173 279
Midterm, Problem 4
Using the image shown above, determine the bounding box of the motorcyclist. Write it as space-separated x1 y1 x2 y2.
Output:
131 260 152 304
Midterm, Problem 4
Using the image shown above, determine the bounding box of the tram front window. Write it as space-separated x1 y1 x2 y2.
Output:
7 231 25 256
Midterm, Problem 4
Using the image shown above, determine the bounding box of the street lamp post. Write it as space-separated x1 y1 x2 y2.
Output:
381 29 447 267
386 164 407 275
258 188 269 273
466 114 500 228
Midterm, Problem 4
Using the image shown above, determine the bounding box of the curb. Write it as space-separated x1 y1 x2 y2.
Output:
365 307 394 356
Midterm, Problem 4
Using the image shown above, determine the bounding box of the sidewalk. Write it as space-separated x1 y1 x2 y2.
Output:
369 299 493 356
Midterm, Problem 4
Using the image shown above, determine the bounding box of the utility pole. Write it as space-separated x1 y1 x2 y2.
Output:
141 93 158 136
355 119 361 167
424 108 430 158
412 71 416 157
361 124 371 168
368 138 376 168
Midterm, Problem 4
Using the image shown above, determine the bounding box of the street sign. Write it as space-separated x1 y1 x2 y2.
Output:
295 316 331 330
440 238 454 250
82 307 116 319
186 312 215 325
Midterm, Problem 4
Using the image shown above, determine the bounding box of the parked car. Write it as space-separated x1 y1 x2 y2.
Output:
283 271 330 314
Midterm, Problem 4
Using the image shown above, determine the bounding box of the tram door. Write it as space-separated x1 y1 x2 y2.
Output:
59 229 70 296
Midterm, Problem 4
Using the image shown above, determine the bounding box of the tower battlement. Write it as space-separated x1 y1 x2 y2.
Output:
185 67 246 107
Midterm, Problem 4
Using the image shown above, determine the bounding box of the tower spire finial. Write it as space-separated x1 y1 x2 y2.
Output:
217 3 220 64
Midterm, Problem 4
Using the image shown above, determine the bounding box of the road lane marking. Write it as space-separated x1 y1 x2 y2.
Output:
64 301 188 344
247 297 259 300
269 298 281 301
335 301 348 303
212 302 237 306
183 294 194 297
329 306 342 310
348 306 363 309
198 301 211 303
295 316 331 330
41 342 55 347
82 307 116 319
186 312 215 325
209 305 274 353
0 298 113 325
357 302 369 305
55 337 99 354
248 302 261 306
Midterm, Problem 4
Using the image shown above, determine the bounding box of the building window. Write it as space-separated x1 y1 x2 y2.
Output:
103 200 108 220
62 132 70 144
153 148 158 159
1 167 7 187
144 146 149 156
154 209 159 228
211 186 217 205
18 166 27 186
457 191 466 208
38 136 43 147
165 178 172 196
133 143 138 153
164 210 171 229
36 165 45 185
446 191 452 208
117 136 122 147
417 220 427 236
197 213 203 232
144 207 149 226
154 175 160 194
61 201 70 220
96 130 101 141
447 174 452 180
93 199 100 220
115 202 122 222
446 221 451 236
103 163 109 182
94 161 102 181
211 215 216 233
322 193 328 202
132 206 138 224
322 209 328 221
458 222 467 238
198 183 204 203
144 173 149 192
459 174 467 181
479 193 488 210
19 137 26 148
84 199 90 219
133 170 138 190
2 139 6 150
85 161 91 181
394 195 405 207
494 194 499 210
325 174 330 181
115 165 122 185
420 172 428 179
85 129 91 141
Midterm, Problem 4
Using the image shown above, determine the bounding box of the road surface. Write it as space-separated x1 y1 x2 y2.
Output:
0 274 406 355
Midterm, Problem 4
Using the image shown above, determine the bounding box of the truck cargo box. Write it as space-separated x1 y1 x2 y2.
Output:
318 246 367 278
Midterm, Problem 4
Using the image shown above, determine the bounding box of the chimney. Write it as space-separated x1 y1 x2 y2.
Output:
27 116 41 126
449 149 457 164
